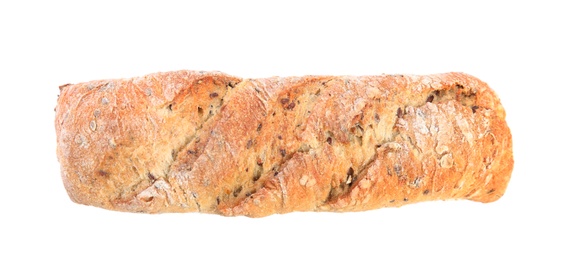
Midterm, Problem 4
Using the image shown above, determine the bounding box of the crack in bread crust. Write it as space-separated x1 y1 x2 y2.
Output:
164 77 240 212
320 79 481 207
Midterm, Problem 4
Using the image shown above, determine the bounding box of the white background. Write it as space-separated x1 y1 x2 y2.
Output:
1 0 562 259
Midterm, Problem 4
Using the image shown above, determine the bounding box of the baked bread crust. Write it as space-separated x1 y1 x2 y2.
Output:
55 70 513 217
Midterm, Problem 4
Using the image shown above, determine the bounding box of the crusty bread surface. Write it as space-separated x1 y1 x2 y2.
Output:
55 71 513 217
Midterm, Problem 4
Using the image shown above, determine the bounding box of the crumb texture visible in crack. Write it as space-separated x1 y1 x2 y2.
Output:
318 74 482 209
157 75 242 210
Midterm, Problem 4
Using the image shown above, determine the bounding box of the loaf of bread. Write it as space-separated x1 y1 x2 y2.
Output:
55 70 513 217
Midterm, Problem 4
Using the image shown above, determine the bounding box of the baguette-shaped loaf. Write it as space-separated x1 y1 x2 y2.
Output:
55 71 513 217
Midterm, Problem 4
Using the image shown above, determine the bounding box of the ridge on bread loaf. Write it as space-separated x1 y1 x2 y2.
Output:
55 71 513 217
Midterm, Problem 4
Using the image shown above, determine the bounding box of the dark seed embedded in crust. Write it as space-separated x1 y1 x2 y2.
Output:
141 196 154 202
279 149 286 157
257 123 262 132
280 98 290 104
394 165 401 176
487 189 495 194
346 167 354 185
197 106 203 117
233 186 242 197
423 189 430 195
209 92 219 98
326 137 332 145
252 172 261 182
98 170 109 177
411 177 422 188
472 106 479 113
426 95 434 103
397 107 403 118
374 113 380 123
286 102 296 110
246 139 253 149
147 173 156 182
403 198 409 202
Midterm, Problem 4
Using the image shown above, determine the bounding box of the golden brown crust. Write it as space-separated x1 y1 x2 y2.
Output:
55 71 513 217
